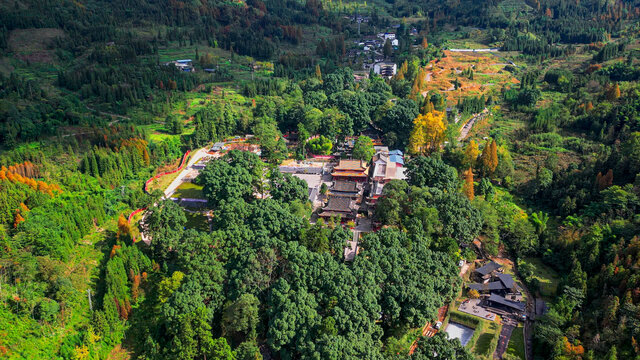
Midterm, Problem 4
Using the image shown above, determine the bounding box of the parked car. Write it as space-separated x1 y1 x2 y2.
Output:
434 321 443 330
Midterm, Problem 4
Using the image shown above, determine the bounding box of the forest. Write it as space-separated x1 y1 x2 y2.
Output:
2 0 640 359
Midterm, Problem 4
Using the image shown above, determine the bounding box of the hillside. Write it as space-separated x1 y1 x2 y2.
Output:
2 0 640 360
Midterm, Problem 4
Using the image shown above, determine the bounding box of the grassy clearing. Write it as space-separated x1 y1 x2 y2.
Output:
472 321 502 359
506 326 526 359
522 257 560 298
171 182 204 199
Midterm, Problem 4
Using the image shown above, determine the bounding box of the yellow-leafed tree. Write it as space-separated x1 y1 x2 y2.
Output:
463 140 480 169
408 110 446 155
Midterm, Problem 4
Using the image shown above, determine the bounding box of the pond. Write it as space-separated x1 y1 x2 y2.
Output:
445 322 475 346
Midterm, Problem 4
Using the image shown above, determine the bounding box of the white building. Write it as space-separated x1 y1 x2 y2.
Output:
373 62 397 78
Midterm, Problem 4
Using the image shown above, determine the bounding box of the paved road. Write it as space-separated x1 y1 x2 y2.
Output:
449 48 501 52
164 148 211 198
458 108 489 142
495 318 516 358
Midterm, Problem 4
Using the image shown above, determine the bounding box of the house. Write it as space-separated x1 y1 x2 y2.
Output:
210 142 226 152
331 159 369 182
468 273 521 298
166 59 195 72
373 62 397 78
367 150 406 204
485 294 526 315
474 261 503 282
319 195 357 221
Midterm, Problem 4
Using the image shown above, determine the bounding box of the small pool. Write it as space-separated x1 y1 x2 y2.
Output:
445 322 475 346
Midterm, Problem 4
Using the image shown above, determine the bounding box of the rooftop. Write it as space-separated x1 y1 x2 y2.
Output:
475 261 502 276
334 159 366 171
333 180 359 193
468 281 506 292
323 196 353 212
497 273 516 290
487 294 526 312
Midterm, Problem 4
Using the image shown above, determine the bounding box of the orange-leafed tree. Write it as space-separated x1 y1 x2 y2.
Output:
607 83 621 100
13 212 25 229
585 101 594 112
464 168 474 200
480 139 498 176
596 169 613 190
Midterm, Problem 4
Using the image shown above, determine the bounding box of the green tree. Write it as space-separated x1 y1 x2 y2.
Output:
199 160 254 206
352 135 375 161
406 156 458 192
222 294 260 343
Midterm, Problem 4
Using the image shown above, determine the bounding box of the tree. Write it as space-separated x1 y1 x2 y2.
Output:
315 64 323 82
479 139 498 176
307 135 333 155
352 135 375 161
166 115 183 135
468 289 480 299
376 99 419 149
408 111 446 155
606 83 621 100
530 211 549 237
236 341 262 360
222 294 260 343
269 172 309 203
463 168 474 201
253 118 286 163
354 229 460 329
463 140 480 169
476 179 494 203
406 156 458 192
383 39 393 57
199 159 254 206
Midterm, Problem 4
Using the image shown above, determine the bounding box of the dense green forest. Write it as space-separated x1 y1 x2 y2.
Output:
2 0 640 359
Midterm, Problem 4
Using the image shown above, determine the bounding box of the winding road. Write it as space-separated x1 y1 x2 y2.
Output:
458 108 489 142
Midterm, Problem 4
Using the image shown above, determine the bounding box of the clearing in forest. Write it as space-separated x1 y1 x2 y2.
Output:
421 50 520 103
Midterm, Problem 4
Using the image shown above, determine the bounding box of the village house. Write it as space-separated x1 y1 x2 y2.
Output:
367 150 406 204
166 59 194 72
373 62 397 78
473 261 503 282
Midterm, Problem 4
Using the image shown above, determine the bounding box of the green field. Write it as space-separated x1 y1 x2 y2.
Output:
472 321 502 359
523 257 560 298
506 326 526 360
172 182 205 199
